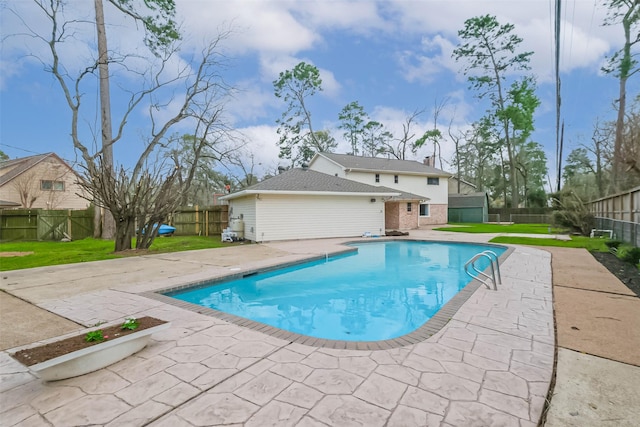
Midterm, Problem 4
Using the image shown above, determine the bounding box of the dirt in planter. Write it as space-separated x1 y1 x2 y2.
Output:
11 316 167 366
592 251 640 296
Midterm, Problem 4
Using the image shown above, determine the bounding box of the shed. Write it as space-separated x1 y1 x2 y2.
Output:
219 168 400 242
448 192 490 223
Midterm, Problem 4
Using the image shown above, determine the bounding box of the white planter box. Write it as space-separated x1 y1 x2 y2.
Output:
29 322 170 381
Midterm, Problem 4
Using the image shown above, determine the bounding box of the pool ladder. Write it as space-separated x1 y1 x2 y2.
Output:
464 250 502 291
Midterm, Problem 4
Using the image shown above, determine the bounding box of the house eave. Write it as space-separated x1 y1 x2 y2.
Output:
220 189 400 201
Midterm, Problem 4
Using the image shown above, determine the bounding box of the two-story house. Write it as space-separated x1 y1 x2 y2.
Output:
309 153 451 228
220 153 450 242
0 153 89 210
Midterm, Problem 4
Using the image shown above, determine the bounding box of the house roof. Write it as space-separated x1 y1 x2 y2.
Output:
448 192 489 208
312 152 451 177
220 168 401 201
379 187 430 202
0 199 21 208
0 153 78 187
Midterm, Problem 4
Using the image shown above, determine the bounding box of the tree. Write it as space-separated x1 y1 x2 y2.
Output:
453 14 534 207
310 130 338 154
0 150 9 161
168 134 236 205
451 118 498 193
338 101 368 155
273 62 323 165
93 0 181 239
515 141 547 207
602 0 640 192
29 0 235 251
381 109 425 160
361 121 392 157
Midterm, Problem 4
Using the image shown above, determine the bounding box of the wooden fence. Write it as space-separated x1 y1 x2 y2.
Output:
587 186 640 223
0 208 94 241
487 207 553 224
169 205 229 236
0 205 229 241
587 186 640 246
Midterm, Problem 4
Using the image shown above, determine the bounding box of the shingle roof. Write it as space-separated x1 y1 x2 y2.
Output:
221 168 401 200
0 153 78 187
0 153 53 187
316 152 451 176
378 187 429 201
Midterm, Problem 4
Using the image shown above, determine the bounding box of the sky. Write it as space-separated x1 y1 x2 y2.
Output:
1 0 637 190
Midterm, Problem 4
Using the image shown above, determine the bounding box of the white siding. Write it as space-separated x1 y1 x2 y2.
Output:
228 196 257 241
343 170 449 203
255 194 384 242
308 156 346 177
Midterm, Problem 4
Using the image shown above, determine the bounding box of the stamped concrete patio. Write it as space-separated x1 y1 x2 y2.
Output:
0 231 554 426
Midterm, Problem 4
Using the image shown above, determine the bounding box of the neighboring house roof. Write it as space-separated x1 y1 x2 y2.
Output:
312 152 452 177
0 152 79 187
448 192 489 208
0 199 21 208
220 168 401 201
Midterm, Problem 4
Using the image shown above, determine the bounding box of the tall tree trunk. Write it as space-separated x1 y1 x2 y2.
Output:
94 0 116 239
612 73 627 192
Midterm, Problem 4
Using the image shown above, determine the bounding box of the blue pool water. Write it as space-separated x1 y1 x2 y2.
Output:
167 241 505 341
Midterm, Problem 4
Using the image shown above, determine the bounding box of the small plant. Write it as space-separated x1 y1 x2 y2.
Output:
121 317 140 330
85 330 105 342
617 246 640 265
605 240 622 249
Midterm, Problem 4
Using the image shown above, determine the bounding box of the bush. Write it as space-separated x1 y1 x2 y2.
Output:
617 246 640 265
605 240 622 249
550 191 595 236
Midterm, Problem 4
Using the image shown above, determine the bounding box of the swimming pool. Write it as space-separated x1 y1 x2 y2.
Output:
166 241 506 342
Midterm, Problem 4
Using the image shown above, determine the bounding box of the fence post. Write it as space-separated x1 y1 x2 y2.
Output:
205 209 209 237
67 209 72 239
195 205 200 236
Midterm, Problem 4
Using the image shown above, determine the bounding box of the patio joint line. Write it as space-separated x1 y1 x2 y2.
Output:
139 341 287 427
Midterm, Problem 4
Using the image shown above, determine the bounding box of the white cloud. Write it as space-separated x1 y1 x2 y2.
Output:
176 0 319 55
235 124 281 176
396 35 457 84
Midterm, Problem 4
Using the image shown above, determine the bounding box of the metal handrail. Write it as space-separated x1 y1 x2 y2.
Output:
464 251 502 291
481 250 502 285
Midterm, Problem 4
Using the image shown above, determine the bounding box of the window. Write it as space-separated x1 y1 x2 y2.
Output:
394 175 399 184
375 173 380 183
427 177 440 185
407 203 412 212
419 203 430 217
41 180 65 191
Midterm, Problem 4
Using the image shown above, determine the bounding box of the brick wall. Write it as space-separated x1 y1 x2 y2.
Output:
418 204 447 226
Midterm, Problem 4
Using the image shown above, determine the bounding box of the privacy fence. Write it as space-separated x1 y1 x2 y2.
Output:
588 186 640 247
0 208 94 241
487 208 553 224
0 205 229 241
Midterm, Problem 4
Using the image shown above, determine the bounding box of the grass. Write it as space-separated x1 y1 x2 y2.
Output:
0 236 229 271
433 223 561 234
433 222 611 251
489 235 610 252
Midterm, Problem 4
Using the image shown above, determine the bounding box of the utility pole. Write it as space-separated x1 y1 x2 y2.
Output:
94 0 115 239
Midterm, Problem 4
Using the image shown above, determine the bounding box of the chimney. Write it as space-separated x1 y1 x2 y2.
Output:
423 156 434 167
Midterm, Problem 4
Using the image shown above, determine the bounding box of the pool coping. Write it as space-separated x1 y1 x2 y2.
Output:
142 239 515 350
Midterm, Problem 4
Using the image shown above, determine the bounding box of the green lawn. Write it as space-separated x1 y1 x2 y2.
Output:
434 223 611 251
0 236 230 271
489 235 609 251
433 223 561 234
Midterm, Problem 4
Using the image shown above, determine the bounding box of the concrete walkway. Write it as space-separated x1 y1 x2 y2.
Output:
0 233 555 426
542 247 640 427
